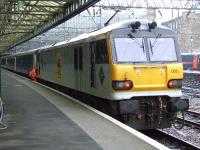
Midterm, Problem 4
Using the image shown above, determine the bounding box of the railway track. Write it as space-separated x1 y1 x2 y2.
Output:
142 129 200 150
142 109 200 149
182 86 200 98
176 118 200 129
186 110 200 117
183 110 200 129
173 110 200 129
182 72 200 98
157 129 200 150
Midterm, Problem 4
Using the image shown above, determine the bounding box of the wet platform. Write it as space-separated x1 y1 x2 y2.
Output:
0 69 169 150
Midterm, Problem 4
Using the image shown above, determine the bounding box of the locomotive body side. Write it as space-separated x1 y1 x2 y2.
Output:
37 34 112 100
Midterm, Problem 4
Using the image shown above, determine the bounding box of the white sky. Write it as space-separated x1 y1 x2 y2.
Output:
95 0 200 23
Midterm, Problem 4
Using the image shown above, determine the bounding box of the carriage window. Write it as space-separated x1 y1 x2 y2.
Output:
7 58 15 65
1 59 6 65
147 38 177 62
74 48 78 70
95 39 109 64
79 47 83 70
114 38 147 63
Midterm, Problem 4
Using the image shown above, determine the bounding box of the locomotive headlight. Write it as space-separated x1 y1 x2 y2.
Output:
167 79 182 89
148 21 157 29
112 80 133 90
130 21 141 32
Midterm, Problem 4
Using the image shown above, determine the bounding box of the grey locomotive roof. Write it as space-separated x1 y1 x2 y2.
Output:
12 19 174 55
13 48 39 56
11 44 54 56
67 19 170 44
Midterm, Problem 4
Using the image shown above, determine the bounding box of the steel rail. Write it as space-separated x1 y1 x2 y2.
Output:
186 110 200 117
142 129 200 150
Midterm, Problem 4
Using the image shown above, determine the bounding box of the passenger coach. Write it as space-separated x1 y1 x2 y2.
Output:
182 52 200 70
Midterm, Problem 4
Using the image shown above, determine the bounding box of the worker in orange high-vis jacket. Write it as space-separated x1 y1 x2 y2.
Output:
28 68 37 81
193 51 198 70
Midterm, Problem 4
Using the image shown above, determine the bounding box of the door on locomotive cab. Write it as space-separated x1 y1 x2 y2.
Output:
74 47 83 91
90 39 109 89
90 42 96 88
14 57 16 72
36 52 40 76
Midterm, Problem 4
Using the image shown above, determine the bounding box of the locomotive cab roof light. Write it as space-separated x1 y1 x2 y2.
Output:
148 22 157 32
130 21 141 32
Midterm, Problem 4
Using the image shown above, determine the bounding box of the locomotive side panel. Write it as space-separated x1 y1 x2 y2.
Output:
85 38 112 99
72 40 112 100
61 46 76 89
38 45 88 92
38 38 113 100
39 49 61 85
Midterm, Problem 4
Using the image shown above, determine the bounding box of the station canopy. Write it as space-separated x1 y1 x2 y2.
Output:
0 0 199 53
0 0 99 53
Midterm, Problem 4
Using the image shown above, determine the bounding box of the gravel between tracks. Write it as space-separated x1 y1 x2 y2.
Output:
161 98 200 148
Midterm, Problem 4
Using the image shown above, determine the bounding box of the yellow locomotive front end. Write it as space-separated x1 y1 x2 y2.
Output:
108 21 189 129
111 63 183 96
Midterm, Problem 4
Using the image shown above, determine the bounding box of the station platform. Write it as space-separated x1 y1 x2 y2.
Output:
0 69 169 150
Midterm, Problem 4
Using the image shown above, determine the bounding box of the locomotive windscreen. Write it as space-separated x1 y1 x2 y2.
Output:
114 37 177 63
114 38 147 63
147 38 177 62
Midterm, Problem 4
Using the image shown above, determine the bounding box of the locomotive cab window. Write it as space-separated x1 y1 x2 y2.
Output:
114 37 178 63
147 37 177 62
114 38 147 63
95 39 109 64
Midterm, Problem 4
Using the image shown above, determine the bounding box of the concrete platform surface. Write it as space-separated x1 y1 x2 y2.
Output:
0 69 169 150
1 70 102 150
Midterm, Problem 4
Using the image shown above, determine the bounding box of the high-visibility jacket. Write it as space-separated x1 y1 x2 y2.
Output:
193 53 198 70
28 68 37 81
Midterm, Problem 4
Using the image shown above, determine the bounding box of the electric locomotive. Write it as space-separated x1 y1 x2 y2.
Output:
1 20 189 129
